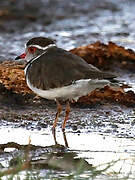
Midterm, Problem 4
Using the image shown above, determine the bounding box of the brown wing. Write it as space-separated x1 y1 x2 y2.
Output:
26 47 116 90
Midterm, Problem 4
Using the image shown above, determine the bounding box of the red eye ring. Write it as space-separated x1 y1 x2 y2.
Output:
28 47 37 53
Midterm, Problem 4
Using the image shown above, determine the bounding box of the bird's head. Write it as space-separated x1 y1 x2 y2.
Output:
15 37 56 62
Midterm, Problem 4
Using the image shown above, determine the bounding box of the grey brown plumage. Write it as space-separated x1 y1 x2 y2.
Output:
26 46 116 90
26 37 55 48
15 36 118 131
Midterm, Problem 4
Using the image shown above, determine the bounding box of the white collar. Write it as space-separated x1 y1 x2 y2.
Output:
24 44 56 74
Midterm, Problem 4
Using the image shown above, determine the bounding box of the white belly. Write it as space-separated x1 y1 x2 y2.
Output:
26 78 110 101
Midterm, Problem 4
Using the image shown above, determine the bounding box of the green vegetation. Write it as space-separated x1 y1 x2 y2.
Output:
0 156 133 180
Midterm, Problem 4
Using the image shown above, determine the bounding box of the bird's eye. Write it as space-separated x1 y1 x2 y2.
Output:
28 47 37 53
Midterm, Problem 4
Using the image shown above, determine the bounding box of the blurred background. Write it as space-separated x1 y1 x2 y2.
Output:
0 1 135 179
0 0 135 59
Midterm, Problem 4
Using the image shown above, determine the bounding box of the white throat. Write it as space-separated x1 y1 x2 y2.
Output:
24 44 56 75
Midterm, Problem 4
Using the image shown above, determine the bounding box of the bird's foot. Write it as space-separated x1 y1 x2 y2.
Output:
62 127 65 132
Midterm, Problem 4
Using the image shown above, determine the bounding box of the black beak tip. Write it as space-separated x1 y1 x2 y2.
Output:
15 56 20 60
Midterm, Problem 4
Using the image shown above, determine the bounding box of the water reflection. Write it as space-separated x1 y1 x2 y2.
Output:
0 127 135 172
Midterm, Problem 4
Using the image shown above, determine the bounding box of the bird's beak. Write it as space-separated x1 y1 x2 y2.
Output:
15 53 26 60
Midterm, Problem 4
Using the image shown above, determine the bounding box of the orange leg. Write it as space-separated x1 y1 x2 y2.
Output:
62 101 70 131
63 131 69 147
52 99 62 132
52 127 58 145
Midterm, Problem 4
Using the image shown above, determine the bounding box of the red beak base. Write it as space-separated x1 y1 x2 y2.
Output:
15 53 26 60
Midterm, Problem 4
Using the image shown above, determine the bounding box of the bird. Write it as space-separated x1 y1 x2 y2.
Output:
15 37 117 132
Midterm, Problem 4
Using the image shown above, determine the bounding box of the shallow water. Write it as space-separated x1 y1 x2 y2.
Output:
0 103 135 179
0 0 135 58
0 126 135 179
